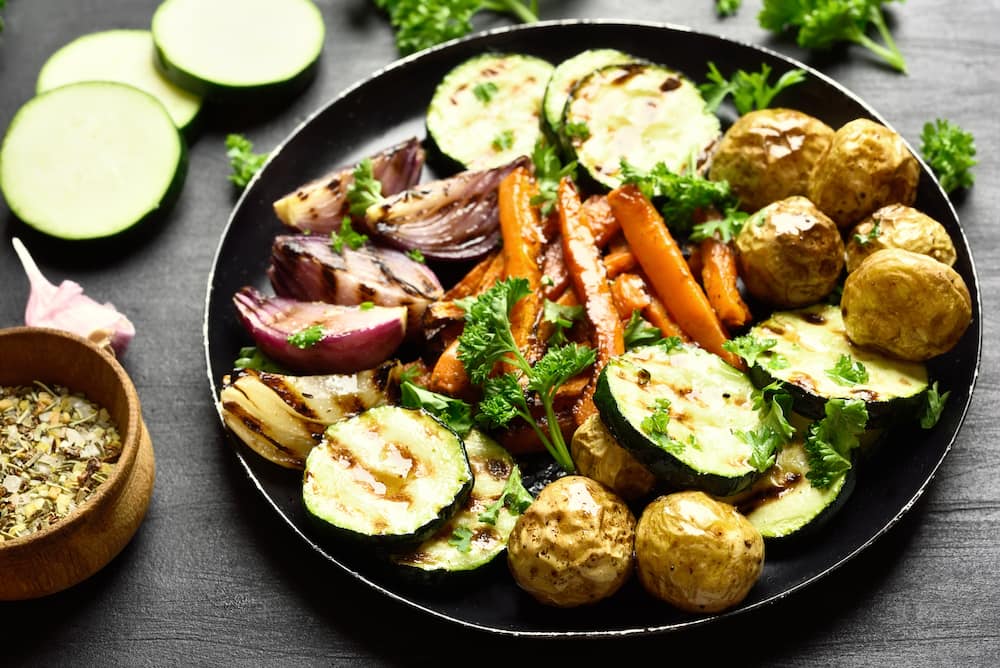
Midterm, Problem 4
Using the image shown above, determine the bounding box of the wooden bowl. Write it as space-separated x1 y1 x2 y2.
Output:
0 326 155 600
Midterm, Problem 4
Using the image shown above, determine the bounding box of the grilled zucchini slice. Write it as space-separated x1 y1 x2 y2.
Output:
594 344 763 496
542 48 635 134
303 406 473 547
746 304 929 426
426 53 553 170
563 61 720 189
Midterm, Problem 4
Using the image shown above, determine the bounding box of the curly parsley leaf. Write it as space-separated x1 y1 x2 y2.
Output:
400 381 473 436
374 0 540 55
623 310 662 349
853 219 881 246
700 61 806 115
287 324 325 349
717 0 742 17
737 383 796 471
479 466 533 525
473 81 499 103
542 299 585 345
457 278 531 384
689 208 749 243
225 134 268 188
920 118 977 194
804 398 869 489
723 334 789 370
330 217 369 254
920 381 950 429
346 158 385 218
475 373 527 430
530 138 577 216
759 0 907 74
449 525 474 552
233 346 289 374
825 354 869 386
563 121 591 140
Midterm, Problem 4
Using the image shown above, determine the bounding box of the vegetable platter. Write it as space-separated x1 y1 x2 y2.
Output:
204 20 981 637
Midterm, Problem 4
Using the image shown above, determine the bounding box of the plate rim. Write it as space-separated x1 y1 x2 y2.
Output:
202 18 983 638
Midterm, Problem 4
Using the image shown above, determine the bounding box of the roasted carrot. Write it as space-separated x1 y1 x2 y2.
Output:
540 240 570 299
581 194 621 247
535 285 580 345
700 237 753 330
558 178 625 425
603 249 638 279
428 337 475 400
499 167 545 361
442 250 502 301
611 273 652 321
608 184 743 369
643 290 689 341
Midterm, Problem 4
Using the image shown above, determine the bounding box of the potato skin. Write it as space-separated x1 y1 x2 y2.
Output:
709 108 834 213
808 118 920 229
571 414 656 502
734 195 845 307
634 491 764 614
845 204 957 273
507 476 636 608
842 248 972 361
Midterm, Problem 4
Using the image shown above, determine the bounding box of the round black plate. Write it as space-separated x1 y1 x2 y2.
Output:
204 20 982 637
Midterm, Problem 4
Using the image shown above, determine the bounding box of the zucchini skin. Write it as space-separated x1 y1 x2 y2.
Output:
593 365 759 498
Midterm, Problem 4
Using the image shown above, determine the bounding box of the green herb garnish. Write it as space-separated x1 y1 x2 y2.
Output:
920 381 950 429
736 382 796 471
374 0 540 55
287 324 325 349
803 398 869 488
449 526 474 552
407 248 426 263
853 219 881 246
492 129 515 152
723 334 788 370
700 61 806 114
623 310 662 349
346 158 385 217
758 0 907 74
400 381 474 436
717 0 742 17
225 134 268 188
619 159 738 235
563 121 591 140
530 138 578 216
359 301 375 310
542 299 585 345
689 208 749 243
473 81 499 103
920 118 977 194
233 346 288 373
825 354 869 386
479 466 533 525
459 278 595 472
330 217 369 254
641 397 689 455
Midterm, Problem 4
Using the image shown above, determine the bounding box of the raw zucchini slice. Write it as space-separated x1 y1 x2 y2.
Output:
737 440 853 542
563 62 720 189
426 53 553 170
542 48 635 134
303 406 473 547
151 0 324 100
0 81 186 240
391 430 530 577
36 29 202 133
594 344 763 496
746 304 929 426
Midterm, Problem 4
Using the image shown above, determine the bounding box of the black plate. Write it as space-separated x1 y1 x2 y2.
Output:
204 20 982 637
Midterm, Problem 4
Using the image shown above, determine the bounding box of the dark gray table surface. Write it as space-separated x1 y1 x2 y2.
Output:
1 1 998 665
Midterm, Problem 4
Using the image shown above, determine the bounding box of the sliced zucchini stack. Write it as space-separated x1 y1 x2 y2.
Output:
0 82 186 241
152 0 325 101
36 29 203 134
391 430 531 577
563 62 720 188
594 344 764 496
303 406 473 547
746 304 929 426
426 53 554 169
542 48 635 135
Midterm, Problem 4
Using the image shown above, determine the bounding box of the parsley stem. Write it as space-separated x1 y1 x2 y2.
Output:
853 11 906 73
482 0 539 23
540 392 575 473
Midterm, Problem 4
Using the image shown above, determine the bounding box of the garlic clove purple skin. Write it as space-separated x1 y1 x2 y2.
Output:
12 238 135 355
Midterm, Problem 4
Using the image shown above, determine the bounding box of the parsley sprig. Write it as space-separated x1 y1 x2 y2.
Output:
700 62 806 115
478 466 533 525
920 119 977 194
346 158 385 217
803 398 869 488
717 0 742 17
225 134 268 188
825 354 869 386
373 0 540 55
542 299 584 346
330 217 369 253
920 381 949 429
723 334 789 370
530 139 578 216
400 381 474 436
623 311 663 349
759 0 908 74
735 382 796 471
458 278 596 472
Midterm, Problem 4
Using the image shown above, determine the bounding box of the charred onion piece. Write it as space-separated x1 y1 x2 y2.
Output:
232 286 406 374
219 362 398 469
272 137 425 234
268 235 443 327
362 157 529 262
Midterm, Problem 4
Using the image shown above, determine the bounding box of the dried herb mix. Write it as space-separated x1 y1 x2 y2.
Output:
0 382 122 541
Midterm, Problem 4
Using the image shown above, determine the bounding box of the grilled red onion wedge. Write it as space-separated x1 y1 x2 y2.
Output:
273 137 425 235
233 286 406 374
268 235 442 327
219 362 398 469
361 156 528 261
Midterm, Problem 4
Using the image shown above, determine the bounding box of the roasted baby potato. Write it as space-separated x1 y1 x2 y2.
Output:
734 195 845 307
842 248 972 361
845 203 957 273
808 118 920 228
709 108 834 213
506 475 636 608
571 414 657 502
634 491 764 614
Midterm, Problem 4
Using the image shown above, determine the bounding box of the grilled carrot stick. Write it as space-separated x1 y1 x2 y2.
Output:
604 249 638 279
499 166 544 359
611 273 652 321
643 290 690 341
558 178 624 425
581 194 621 247
428 337 475 400
443 250 502 301
608 184 743 369
700 237 753 330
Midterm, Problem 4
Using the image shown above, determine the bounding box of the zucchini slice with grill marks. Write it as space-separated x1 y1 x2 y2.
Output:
391 430 530 577
746 304 929 426
542 48 635 134
303 406 473 547
563 61 720 189
426 53 553 170
594 344 763 496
